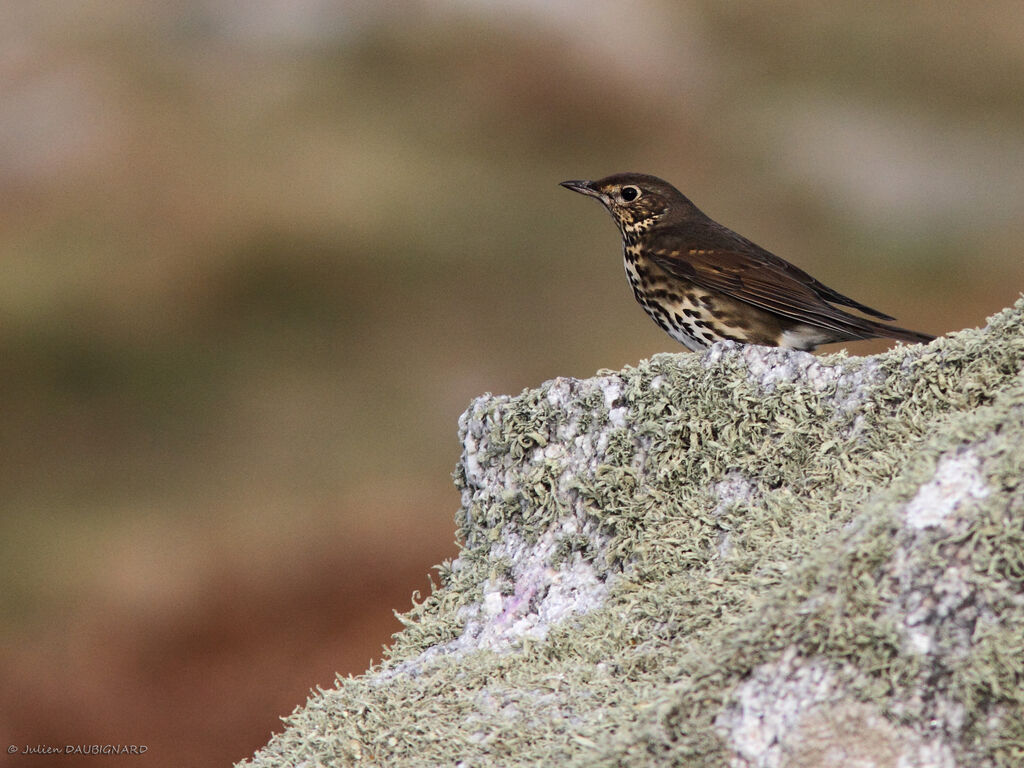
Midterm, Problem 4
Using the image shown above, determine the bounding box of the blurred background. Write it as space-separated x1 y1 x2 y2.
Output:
1 1 1022 765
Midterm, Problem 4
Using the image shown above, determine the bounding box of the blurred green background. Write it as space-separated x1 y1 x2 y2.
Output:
1 2 1022 765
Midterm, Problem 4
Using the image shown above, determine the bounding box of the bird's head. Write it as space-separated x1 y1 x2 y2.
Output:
560 173 695 235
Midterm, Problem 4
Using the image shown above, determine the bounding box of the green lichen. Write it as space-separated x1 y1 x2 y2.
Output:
241 298 1024 768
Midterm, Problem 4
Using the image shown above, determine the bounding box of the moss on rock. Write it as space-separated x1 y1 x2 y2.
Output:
241 299 1024 768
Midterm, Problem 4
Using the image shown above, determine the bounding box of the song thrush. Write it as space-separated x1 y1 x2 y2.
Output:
561 173 934 352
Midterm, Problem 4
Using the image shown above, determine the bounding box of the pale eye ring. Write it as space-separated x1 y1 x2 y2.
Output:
620 185 641 202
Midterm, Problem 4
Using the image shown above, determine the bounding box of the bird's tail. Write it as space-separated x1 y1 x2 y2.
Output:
867 322 935 345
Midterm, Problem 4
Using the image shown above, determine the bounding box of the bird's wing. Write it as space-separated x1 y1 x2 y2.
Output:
645 245 888 336
803 280 896 321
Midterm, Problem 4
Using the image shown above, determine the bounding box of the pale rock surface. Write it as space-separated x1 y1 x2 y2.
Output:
242 300 1024 768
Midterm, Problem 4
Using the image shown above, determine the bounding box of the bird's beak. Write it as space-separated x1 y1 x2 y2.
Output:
560 179 601 198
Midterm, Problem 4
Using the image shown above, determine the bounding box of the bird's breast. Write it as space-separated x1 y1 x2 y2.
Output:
620 248 785 351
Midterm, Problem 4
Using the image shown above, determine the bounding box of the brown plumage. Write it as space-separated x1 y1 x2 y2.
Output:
561 173 935 352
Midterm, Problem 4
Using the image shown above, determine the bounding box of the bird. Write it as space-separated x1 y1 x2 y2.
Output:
560 173 935 352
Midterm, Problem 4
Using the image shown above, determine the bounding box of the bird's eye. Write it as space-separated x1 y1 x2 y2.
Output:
620 185 641 202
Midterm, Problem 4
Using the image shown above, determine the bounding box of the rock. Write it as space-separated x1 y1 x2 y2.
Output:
240 299 1024 768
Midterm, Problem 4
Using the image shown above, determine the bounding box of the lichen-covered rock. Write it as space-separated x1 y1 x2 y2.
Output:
241 299 1024 768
